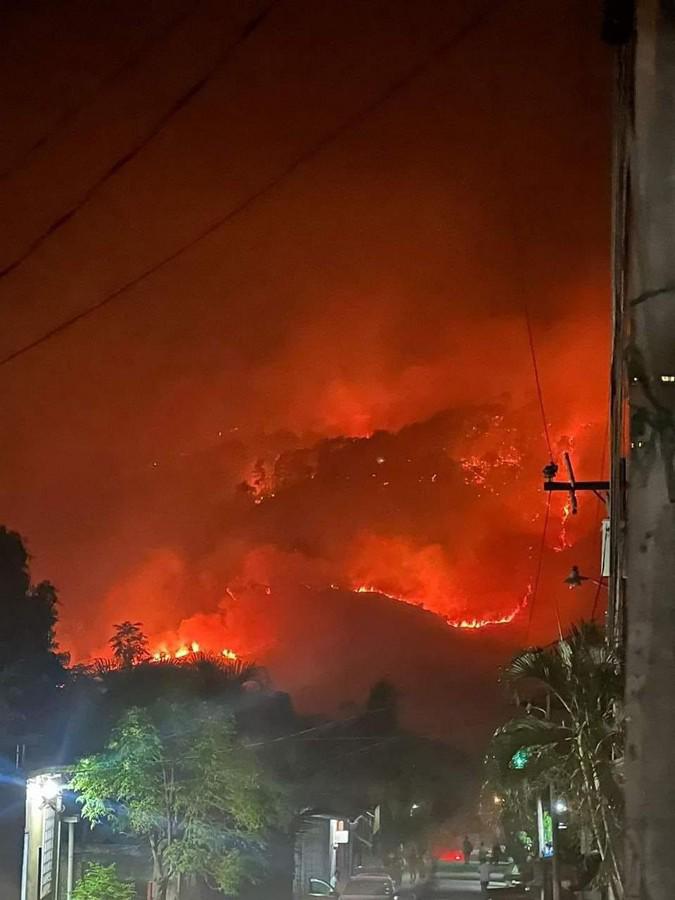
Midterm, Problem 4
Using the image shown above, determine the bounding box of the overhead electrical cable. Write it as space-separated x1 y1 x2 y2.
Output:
0 0 281 281
590 578 605 622
0 1 201 181
525 491 552 645
245 706 388 748
524 306 554 460
0 0 507 370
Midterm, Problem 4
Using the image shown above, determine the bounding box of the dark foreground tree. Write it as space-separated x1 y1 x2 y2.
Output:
0 525 68 743
72 702 282 900
485 622 623 898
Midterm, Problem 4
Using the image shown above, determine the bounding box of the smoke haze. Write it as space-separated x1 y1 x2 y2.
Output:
0 0 610 741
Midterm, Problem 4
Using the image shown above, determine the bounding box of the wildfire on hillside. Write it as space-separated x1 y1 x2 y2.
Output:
152 642 239 662
352 584 530 630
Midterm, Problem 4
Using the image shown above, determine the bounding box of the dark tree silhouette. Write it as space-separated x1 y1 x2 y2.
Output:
0 526 62 665
0 525 69 771
109 621 149 668
366 679 399 734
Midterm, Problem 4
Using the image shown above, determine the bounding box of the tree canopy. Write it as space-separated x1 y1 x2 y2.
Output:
72 701 284 899
109 621 149 668
484 622 623 896
0 525 68 745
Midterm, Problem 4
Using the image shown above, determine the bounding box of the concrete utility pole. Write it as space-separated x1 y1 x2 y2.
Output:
623 3 675 899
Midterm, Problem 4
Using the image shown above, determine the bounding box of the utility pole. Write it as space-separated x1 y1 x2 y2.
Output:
620 3 675 899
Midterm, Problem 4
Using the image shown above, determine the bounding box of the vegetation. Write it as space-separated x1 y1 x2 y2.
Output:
109 621 149 668
72 702 282 899
0 526 69 742
484 622 624 897
72 862 135 900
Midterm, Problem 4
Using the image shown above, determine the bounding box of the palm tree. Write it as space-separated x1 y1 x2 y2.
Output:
485 622 624 898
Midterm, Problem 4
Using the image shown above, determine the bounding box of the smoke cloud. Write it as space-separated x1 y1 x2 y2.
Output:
0 0 610 741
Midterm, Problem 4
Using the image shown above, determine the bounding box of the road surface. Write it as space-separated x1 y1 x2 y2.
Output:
398 876 486 900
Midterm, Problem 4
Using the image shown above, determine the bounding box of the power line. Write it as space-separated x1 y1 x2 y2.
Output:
0 0 281 281
590 578 604 622
526 491 552 645
0 0 506 371
524 306 554 460
0 1 201 182
245 707 386 748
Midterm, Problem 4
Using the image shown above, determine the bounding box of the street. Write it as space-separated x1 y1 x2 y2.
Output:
421 881 483 900
398 874 488 900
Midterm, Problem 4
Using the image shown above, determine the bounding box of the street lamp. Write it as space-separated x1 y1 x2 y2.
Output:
26 774 62 810
22 771 69 900
564 566 608 589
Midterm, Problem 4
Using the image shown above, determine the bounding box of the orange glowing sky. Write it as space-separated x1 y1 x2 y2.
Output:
0 0 610 739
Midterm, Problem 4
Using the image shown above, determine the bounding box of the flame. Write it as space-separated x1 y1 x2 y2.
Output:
554 499 573 552
151 643 238 661
352 584 529 630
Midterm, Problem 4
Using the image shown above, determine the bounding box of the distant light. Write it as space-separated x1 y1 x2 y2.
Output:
554 799 567 814
42 779 60 802
376 457 385 464
27 775 62 806
660 375 675 383
510 748 530 770
493 794 503 805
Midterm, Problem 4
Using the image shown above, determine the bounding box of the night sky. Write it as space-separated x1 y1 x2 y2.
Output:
0 0 610 743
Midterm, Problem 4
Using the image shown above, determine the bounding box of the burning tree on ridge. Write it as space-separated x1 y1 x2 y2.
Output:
109 620 150 668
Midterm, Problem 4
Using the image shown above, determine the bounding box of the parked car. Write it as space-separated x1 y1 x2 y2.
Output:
304 878 338 897
487 885 534 900
354 865 392 878
340 875 396 898
303 874 396 899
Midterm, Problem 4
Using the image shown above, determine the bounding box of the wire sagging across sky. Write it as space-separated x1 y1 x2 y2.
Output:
0 0 507 371
0 0 281 281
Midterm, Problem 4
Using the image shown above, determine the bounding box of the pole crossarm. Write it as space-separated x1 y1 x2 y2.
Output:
543 481 610 492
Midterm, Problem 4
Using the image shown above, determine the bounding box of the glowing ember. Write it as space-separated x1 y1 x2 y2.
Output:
352 584 529 630
460 441 523 493
222 648 238 660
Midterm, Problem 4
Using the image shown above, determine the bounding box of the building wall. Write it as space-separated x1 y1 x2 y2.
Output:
294 818 332 896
